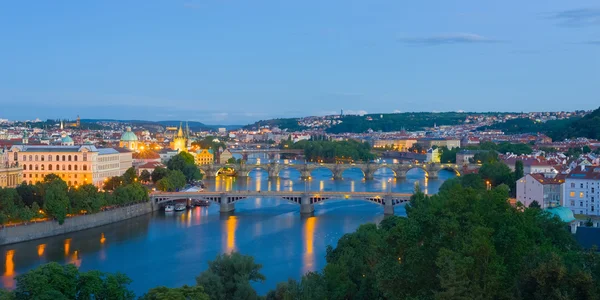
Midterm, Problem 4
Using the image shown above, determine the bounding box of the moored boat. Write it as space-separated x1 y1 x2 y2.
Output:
165 205 175 212
175 204 186 211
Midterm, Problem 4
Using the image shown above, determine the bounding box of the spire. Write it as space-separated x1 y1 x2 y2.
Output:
186 121 190 138
177 122 184 138
60 120 64 130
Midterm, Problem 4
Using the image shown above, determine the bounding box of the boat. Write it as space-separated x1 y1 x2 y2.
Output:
164 205 174 212
175 204 186 212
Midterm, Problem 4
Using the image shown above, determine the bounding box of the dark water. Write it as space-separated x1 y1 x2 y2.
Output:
1 167 455 295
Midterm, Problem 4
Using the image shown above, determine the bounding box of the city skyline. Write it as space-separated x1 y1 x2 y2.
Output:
1 1 599 123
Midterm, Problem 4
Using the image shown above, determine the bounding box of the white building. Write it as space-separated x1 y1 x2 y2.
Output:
516 173 565 209
564 166 600 216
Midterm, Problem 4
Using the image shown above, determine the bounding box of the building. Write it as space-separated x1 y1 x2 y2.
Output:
170 123 188 152
194 149 214 165
417 138 461 150
0 147 23 188
132 150 161 167
516 173 565 209
158 148 179 162
119 127 140 151
8 145 132 188
218 149 233 164
114 148 133 175
564 166 600 216
456 150 489 165
503 157 556 174
372 138 417 152
426 148 441 163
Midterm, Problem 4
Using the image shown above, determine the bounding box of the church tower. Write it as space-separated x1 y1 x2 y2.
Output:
170 122 188 152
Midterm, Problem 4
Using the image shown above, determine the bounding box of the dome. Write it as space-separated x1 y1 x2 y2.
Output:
547 206 576 223
61 136 74 143
121 127 139 142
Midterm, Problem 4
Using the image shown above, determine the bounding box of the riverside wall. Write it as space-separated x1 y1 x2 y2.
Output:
0 202 155 246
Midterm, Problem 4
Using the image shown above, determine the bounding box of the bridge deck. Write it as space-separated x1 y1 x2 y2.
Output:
152 191 415 198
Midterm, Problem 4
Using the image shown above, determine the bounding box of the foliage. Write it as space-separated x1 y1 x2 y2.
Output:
151 167 169 184
122 167 138 185
196 252 266 300
191 136 227 153
139 286 209 300
327 112 469 133
10 262 134 300
103 176 124 191
167 152 201 182
111 182 149 205
140 170 151 183
68 184 105 214
156 170 186 192
289 140 375 163
439 146 458 163
15 183 42 207
42 175 70 224
0 188 29 224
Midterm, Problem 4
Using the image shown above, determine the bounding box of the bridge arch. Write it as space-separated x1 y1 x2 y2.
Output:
247 166 269 177
215 164 238 176
277 166 302 179
341 167 366 179
372 166 397 177
439 166 461 176
310 166 334 179
405 166 430 177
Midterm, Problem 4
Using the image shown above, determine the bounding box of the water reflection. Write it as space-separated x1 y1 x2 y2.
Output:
3 250 14 289
224 216 238 252
302 217 316 274
37 244 46 257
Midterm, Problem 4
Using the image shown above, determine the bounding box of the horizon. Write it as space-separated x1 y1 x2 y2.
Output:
1 1 599 123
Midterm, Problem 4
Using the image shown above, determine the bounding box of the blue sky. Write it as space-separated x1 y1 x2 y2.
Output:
0 1 598 124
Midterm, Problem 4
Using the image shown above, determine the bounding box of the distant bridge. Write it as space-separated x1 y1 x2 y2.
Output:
150 191 417 216
229 148 304 160
199 162 480 180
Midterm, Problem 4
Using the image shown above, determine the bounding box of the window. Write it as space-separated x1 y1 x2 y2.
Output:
28 155 32 161
83 165 87 171
62 165 65 171
41 165 44 171
74 165 78 171
581 184 584 188
41 155 44 161
580 202 584 207
570 191 576 197
23 164 26 170
68 181 72 186
35 165 38 171
581 192 585 198
56 155 60 161
29 165 32 170
48 155 52 161
62 155 65 161
68 165 71 171
68 155 71 161
74 156 78 161
56 164 59 171
49 165 52 171
83 153 87 161
34 155 38 161
21 155 25 161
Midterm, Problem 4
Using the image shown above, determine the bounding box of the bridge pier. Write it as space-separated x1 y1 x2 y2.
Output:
394 170 407 179
301 194 314 216
300 170 311 180
427 171 439 179
384 194 394 216
220 193 235 213
364 171 374 181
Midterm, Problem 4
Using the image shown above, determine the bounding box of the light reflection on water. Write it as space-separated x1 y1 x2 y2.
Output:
0 168 454 295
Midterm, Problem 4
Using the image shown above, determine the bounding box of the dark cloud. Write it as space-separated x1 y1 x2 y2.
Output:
550 8 600 27
399 33 501 46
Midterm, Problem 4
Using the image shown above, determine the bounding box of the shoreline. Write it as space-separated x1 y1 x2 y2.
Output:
0 202 156 246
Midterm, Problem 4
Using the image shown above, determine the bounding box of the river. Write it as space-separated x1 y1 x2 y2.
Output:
1 167 455 295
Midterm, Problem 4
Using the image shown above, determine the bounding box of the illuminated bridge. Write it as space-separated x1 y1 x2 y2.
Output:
199 162 480 180
150 191 418 216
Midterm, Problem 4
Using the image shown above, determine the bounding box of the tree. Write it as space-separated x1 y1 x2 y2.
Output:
514 160 524 181
196 252 266 300
103 176 124 191
13 262 134 300
140 170 151 183
156 178 174 192
140 285 209 300
42 178 70 224
151 167 169 184
15 183 41 207
529 200 541 209
227 157 238 164
68 184 105 214
122 167 137 185
167 152 195 171
182 164 202 182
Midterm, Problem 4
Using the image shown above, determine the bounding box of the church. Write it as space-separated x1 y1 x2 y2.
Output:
170 123 188 152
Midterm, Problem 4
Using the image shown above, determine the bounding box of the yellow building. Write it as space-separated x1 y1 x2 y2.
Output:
8 145 132 187
194 149 214 165
0 148 23 188
170 123 188 152
119 127 140 151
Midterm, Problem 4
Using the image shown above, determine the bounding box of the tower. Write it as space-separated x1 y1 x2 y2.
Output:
170 122 188 152
76 115 81 128
22 130 28 144
60 120 64 130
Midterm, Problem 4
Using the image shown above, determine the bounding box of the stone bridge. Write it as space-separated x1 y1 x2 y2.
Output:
199 162 477 180
151 191 416 216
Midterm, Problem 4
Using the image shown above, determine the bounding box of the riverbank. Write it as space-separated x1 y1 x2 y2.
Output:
0 202 154 246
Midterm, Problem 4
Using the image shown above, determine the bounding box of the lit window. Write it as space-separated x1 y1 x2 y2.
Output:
580 192 585 198
570 192 575 197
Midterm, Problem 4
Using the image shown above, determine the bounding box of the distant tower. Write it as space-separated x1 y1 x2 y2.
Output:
341 109 344 117
22 130 28 144
60 120 64 130
76 115 81 128
170 122 188 152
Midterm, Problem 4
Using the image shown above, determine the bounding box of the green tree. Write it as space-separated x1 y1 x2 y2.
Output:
529 200 541 209
15 183 41 207
151 167 169 184
140 285 209 300
156 178 174 192
140 170 151 183
514 160 524 181
68 184 105 214
122 167 137 185
227 157 238 164
196 252 266 300
42 178 70 224
167 152 195 171
103 176 124 191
